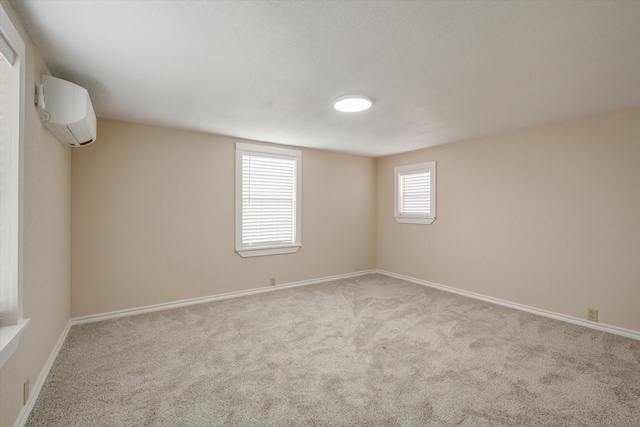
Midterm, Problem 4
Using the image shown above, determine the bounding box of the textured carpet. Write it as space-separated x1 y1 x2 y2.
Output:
27 274 640 426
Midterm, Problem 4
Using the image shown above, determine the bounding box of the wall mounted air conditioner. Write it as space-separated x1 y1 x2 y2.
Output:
37 74 97 147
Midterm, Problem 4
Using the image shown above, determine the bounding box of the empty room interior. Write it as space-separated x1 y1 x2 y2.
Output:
1 1 639 426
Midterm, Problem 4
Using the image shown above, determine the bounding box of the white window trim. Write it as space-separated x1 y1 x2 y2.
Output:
0 3 28 368
394 161 436 225
235 143 302 258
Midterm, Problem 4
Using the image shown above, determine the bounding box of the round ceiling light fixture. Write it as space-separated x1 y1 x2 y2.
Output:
333 95 373 113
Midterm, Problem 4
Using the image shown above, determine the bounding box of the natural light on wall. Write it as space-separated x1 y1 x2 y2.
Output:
0 3 29 369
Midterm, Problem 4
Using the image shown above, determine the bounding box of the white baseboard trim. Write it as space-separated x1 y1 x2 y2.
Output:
377 270 640 341
14 320 72 427
71 270 377 325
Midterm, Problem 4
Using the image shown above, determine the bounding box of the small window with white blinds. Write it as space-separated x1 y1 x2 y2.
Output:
235 143 302 257
394 161 436 224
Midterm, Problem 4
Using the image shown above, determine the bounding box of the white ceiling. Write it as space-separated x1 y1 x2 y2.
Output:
10 0 640 157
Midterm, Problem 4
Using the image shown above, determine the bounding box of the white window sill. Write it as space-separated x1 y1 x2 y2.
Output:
395 216 435 225
0 318 30 368
236 245 301 258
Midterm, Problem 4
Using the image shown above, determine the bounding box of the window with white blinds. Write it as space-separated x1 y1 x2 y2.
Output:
235 143 301 257
394 161 436 224
1 2 29 368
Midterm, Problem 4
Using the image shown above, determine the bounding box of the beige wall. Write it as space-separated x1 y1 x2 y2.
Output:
71 119 377 317
0 2 72 426
377 107 640 332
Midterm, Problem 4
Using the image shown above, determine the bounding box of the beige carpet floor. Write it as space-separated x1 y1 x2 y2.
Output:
27 274 640 426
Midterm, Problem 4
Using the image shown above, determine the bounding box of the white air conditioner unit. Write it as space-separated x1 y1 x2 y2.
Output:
37 74 97 147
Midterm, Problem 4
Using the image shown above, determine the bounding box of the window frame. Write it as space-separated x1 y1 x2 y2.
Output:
235 142 302 258
394 161 436 225
0 2 29 369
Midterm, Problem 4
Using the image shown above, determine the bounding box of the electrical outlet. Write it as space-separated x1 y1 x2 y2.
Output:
270 278 276 286
24 377 29 405
588 309 598 322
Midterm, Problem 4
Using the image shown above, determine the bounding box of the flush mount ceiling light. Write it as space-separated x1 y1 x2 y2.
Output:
333 95 373 113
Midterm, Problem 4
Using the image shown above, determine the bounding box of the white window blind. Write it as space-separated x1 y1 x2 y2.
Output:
1 2 29 369
236 143 301 257
399 170 431 215
242 153 296 246
394 161 436 225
